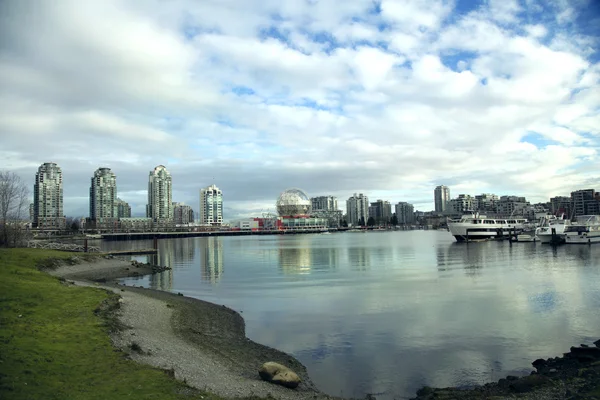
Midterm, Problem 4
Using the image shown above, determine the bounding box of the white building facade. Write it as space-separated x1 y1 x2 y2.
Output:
33 162 66 229
346 193 369 227
146 165 173 223
200 184 223 226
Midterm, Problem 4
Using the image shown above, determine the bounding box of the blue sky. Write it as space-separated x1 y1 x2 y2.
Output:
0 0 599 219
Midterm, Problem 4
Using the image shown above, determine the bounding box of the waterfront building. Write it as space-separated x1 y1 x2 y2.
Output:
497 195 529 216
116 198 131 219
550 196 572 216
311 196 338 212
200 184 223 226
369 199 392 224
173 202 194 225
474 193 499 213
119 217 153 232
33 162 66 229
571 189 599 216
89 168 117 219
346 193 369 227
395 202 415 224
434 185 451 213
146 165 173 223
447 194 474 215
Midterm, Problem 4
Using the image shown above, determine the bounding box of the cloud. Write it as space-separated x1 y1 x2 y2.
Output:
0 0 598 219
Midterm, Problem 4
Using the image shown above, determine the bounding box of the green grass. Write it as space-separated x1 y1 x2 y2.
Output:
0 248 224 400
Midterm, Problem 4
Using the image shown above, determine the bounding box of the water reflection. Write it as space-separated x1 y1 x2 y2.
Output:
279 235 312 275
201 236 223 284
348 246 369 271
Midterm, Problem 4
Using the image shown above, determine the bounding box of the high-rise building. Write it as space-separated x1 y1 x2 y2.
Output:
89 168 117 219
33 162 65 229
395 202 415 224
447 194 474 215
571 189 598 216
346 193 369 227
369 199 392 223
311 196 338 211
200 184 223 226
116 198 131 219
434 185 450 213
173 202 194 225
146 165 173 222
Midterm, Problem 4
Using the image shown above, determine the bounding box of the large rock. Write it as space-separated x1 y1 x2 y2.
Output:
259 362 301 389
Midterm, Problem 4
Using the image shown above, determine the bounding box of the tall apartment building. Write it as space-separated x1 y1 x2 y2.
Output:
116 198 131 218
146 165 173 222
369 199 392 223
33 162 66 229
395 202 415 224
89 168 117 219
434 185 450 213
346 193 369 227
200 184 223 226
173 202 194 225
571 189 599 216
311 196 338 211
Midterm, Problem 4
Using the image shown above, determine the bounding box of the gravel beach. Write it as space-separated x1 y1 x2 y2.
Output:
49 257 340 400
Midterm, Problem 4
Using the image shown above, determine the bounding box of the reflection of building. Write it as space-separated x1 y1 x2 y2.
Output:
348 246 368 270
201 237 223 283
346 193 369 227
279 242 312 274
434 185 450 213
149 240 175 290
146 165 173 223
200 184 223 225
33 162 66 229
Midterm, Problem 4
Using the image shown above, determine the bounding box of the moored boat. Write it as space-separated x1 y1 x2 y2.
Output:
448 213 528 242
564 215 600 244
535 215 570 244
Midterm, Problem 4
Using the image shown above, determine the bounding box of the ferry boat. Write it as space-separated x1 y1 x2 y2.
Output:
564 215 600 244
448 213 528 242
535 215 570 244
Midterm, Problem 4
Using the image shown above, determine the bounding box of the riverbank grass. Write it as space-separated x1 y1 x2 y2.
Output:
0 248 221 400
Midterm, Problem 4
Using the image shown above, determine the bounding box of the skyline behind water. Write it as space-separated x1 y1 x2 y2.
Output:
110 231 600 399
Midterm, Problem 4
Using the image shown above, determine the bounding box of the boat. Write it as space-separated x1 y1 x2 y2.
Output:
564 215 600 244
535 215 570 244
447 213 528 242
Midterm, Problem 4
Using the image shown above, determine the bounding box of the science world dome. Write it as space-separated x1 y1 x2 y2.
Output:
276 188 312 217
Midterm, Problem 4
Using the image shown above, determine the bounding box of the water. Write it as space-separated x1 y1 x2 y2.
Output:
104 231 600 399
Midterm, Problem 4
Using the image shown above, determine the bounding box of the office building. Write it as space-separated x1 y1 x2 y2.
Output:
346 193 369 227
33 162 66 229
89 168 117 219
200 184 223 226
146 165 173 222
434 185 451 213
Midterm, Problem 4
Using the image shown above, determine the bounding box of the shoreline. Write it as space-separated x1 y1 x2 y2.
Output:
48 255 340 400
47 255 600 400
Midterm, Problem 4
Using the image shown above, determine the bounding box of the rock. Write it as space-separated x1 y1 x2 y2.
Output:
510 374 549 393
258 362 301 389
532 358 547 367
594 339 600 348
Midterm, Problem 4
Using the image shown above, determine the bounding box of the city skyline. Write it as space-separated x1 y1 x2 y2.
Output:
2 1 599 220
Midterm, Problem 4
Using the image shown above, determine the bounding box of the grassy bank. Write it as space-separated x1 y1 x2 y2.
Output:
0 248 224 400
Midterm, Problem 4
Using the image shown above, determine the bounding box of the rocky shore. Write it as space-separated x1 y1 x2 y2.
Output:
45 255 599 400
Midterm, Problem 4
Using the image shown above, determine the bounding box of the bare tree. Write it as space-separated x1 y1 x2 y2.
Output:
0 171 30 247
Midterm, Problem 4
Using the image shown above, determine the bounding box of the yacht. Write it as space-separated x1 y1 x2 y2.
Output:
448 213 529 242
535 215 570 244
564 215 600 244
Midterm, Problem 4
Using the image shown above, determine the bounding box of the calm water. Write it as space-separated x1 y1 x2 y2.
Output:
104 231 600 399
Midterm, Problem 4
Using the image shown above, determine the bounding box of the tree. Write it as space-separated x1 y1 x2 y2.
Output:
0 171 30 247
358 216 365 226
65 217 81 233
391 213 398 226
367 216 375 227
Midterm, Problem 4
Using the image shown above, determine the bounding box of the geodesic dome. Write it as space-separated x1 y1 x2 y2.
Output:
276 188 312 216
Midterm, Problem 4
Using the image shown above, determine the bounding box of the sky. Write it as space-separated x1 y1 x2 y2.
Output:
1 0 599 220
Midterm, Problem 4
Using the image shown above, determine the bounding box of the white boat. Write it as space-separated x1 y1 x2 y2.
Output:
448 213 528 242
564 215 600 244
535 215 570 244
